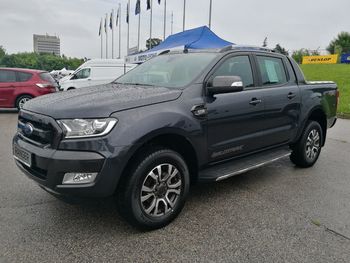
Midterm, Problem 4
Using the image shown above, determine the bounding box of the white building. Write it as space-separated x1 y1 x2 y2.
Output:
33 34 60 56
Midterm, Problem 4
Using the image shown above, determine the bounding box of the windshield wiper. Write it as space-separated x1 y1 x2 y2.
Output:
117 82 155 87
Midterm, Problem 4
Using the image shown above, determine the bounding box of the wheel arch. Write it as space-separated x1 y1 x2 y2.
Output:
298 106 327 146
15 93 34 108
118 130 200 190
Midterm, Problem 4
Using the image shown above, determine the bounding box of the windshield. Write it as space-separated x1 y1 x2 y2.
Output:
115 53 217 88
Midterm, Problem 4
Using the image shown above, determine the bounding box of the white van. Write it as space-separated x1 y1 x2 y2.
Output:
59 59 137 91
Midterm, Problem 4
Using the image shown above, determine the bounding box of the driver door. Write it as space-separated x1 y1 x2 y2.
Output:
206 54 267 162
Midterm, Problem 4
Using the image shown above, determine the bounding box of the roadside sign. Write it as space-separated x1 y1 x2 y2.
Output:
302 55 338 64
341 54 350 64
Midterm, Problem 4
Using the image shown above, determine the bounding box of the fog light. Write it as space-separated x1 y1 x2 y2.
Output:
62 172 98 184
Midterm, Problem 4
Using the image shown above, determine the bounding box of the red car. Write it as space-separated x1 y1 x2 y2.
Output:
0 68 58 110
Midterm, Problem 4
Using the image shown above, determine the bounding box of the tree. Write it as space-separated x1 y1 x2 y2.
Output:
262 37 268 47
146 38 162 50
0 50 83 71
291 49 311 64
273 44 289 56
0 45 6 62
327 32 350 54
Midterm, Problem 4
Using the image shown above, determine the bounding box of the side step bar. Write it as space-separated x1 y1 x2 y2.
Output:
199 147 291 182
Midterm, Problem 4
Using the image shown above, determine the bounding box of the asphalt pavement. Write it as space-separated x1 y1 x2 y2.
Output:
0 112 349 263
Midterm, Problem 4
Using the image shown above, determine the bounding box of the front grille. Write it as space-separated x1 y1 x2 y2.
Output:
17 111 62 148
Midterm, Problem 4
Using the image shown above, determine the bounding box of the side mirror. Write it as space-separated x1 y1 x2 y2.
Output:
208 76 244 95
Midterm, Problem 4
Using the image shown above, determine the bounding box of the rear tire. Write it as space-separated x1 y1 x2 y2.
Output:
290 121 323 168
16 95 33 110
118 147 190 230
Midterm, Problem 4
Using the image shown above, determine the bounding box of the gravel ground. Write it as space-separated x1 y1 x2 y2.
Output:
0 111 349 263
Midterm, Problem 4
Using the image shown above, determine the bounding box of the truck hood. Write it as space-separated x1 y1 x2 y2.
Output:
23 83 182 119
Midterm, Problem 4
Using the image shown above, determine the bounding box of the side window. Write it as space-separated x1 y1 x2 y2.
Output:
0 70 17 83
212 56 254 88
74 68 91 79
18 72 33 82
257 56 287 86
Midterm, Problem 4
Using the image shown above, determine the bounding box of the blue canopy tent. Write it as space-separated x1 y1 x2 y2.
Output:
125 26 233 64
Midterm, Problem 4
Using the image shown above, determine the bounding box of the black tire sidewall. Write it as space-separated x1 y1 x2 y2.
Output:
126 149 190 229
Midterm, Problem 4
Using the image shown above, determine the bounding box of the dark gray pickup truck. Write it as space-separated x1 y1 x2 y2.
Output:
13 46 338 229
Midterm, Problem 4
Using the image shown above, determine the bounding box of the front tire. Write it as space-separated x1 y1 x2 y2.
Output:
118 148 190 230
290 121 323 168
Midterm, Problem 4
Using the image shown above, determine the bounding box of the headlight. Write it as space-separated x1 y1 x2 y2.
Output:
57 118 117 139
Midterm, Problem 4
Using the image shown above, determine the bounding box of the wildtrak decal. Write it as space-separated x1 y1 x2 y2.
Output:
211 145 244 158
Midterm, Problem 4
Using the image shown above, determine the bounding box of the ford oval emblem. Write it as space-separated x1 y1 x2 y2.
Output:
23 123 34 136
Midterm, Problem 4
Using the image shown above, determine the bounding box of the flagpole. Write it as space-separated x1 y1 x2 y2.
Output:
119 3 121 59
183 0 186 31
137 4 141 51
111 9 114 59
100 18 103 59
127 0 130 55
150 0 153 48
105 13 108 59
171 11 173 35
209 0 213 29
163 0 167 40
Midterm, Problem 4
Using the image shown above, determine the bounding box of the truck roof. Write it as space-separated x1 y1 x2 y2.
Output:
161 45 276 56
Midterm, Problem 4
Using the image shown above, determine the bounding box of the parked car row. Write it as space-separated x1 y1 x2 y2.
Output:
0 59 136 110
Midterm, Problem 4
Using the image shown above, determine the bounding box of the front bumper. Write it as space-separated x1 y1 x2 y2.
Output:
13 134 125 198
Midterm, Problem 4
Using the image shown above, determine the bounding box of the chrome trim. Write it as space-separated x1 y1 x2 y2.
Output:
215 153 291 182
13 155 31 168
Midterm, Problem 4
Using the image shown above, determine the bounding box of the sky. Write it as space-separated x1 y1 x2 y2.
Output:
0 0 349 59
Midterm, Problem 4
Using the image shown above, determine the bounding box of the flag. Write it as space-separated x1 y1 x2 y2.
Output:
147 0 151 10
135 0 140 15
116 7 119 26
109 10 113 29
126 2 129 23
98 19 102 36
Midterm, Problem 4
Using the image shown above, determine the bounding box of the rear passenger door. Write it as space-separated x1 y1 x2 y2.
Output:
254 54 301 145
0 69 17 107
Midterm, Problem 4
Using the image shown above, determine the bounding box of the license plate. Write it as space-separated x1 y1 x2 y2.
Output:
13 145 32 167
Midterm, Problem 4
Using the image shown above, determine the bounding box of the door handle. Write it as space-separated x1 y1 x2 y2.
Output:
249 98 262 105
287 92 296 99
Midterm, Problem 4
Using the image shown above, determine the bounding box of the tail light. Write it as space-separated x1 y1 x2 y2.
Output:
36 83 53 88
35 83 55 89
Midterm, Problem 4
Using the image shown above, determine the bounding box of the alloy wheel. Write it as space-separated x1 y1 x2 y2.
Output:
305 129 320 161
18 97 30 109
140 163 182 217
